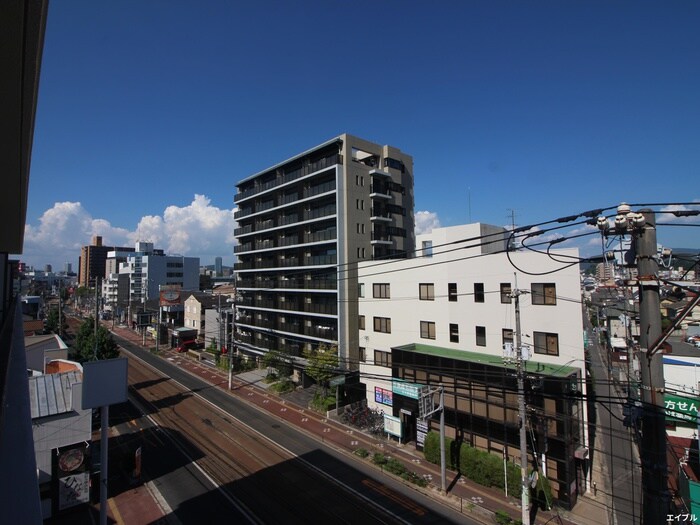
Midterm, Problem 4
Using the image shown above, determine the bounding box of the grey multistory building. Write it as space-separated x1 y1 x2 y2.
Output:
234 134 414 369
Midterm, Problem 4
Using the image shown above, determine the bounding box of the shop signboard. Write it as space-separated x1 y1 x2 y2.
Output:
392 379 423 400
375 387 393 406
53 443 90 513
384 414 402 439
665 393 700 423
416 419 429 451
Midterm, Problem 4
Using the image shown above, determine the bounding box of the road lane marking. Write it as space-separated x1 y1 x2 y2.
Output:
122 347 412 525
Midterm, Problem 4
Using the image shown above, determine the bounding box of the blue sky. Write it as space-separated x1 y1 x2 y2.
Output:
21 0 700 270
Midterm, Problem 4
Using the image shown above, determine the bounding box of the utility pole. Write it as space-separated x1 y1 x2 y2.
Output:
58 279 63 338
156 285 161 352
512 281 531 525
218 292 222 353
636 209 669 524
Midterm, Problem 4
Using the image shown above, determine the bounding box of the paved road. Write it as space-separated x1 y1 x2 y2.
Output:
585 318 642 525
117 334 476 524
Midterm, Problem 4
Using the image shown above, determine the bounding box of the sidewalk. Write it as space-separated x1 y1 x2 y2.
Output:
108 324 607 525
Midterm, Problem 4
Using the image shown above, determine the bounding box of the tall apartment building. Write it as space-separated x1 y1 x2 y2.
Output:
234 134 415 368
78 235 133 287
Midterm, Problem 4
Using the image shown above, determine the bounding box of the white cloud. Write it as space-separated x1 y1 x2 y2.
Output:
414 211 441 235
21 195 237 270
660 203 700 225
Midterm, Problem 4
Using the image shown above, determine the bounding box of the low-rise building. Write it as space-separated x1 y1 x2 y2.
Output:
184 292 218 341
357 223 588 509
29 364 91 520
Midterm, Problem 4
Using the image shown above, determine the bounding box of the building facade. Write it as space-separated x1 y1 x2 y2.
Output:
357 223 588 509
183 292 218 341
118 242 199 306
233 134 415 367
78 236 134 288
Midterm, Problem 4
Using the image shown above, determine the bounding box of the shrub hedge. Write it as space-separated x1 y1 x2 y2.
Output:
423 431 523 498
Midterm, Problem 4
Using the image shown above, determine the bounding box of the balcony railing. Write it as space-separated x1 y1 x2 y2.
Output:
234 243 253 254
302 180 336 199
304 254 337 266
234 208 253 220
304 228 336 243
234 224 253 236
234 153 341 203
278 236 300 247
302 206 336 221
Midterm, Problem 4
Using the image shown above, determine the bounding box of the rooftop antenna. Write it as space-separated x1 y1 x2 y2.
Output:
507 208 517 231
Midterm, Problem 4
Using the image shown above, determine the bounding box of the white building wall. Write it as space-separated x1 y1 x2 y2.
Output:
120 249 200 304
358 224 586 410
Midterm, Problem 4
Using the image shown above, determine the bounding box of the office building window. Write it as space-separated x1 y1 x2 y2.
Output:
502 328 514 346
448 283 458 302
374 317 391 333
474 282 485 303
534 331 559 356
476 326 486 346
359 315 365 330
422 240 433 257
358 283 365 297
500 283 512 304
374 349 392 367
419 283 435 301
531 283 557 305
359 347 366 362
420 321 436 340
450 323 459 343
373 283 390 299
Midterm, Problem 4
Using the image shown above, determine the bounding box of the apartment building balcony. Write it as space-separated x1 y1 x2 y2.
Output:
368 168 391 178
304 254 337 266
234 224 253 236
234 153 342 204
370 234 394 245
370 207 393 222
236 317 337 343
237 277 337 291
302 180 336 199
234 243 253 254
369 183 392 199
278 235 300 247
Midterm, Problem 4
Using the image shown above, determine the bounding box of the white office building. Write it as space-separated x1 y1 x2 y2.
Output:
118 242 199 305
357 223 588 509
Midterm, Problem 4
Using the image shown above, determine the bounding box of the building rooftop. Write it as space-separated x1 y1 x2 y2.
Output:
28 370 82 419
392 343 581 378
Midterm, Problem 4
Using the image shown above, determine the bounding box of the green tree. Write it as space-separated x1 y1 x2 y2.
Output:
262 349 293 379
303 343 338 397
73 316 119 362
44 306 68 336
